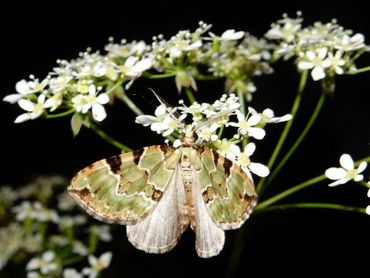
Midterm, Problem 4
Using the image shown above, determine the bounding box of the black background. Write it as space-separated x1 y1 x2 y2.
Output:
1 1 370 277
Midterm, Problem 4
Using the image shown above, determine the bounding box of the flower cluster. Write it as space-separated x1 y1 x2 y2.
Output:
3 22 276 133
136 94 292 178
266 12 369 82
0 176 113 277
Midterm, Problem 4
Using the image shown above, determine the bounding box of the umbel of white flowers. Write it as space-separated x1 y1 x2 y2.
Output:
136 94 292 179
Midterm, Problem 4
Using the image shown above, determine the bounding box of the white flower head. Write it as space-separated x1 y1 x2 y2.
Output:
3 78 48 104
249 107 292 124
215 139 240 161
63 268 82 278
136 104 186 137
228 110 265 140
298 47 331 81
14 94 50 123
72 86 109 122
26 251 58 275
82 252 112 278
325 154 367 187
235 142 270 177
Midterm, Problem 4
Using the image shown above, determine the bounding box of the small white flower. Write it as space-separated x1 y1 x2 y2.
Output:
265 18 302 42
3 78 47 104
235 143 270 177
82 252 112 278
325 154 367 186
298 48 331 81
136 104 185 137
119 56 153 77
72 86 109 122
14 94 49 123
249 107 292 124
228 110 265 139
90 225 112 242
63 268 83 278
215 139 240 160
196 123 219 142
72 240 88 256
26 251 58 275
327 51 346 74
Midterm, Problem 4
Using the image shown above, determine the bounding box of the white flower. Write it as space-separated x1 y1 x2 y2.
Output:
215 139 240 160
82 252 112 278
26 251 58 275
119 56 153 77
72 240 88 256
228 110 265 139
298 48 331 81
136 104 185 137
249 107 292 124
265 18 302 42
63 268 82 278
196 123 219 142
72 85 109 122
327 51 345 74
90 225 112 242
220 29 245 41
235 143 270 177
3 78 47 103
325 154 367 186
14 94 50 123
335 33 366 51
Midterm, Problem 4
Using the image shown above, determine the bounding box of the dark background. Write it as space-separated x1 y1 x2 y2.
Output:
1 0 370 277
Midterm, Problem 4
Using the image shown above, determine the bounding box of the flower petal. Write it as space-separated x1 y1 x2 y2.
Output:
339 154 354 170
357 161 367 173
92 104 107 122
244 142 256 156
311 66 325 81
366 205 370 216
298 61 314 70
249 162 270 177
14 113 31 123
97 93 109 104
328 178 349 187
135 115 157 126
325 167 347 180
18 99 35 112
248 127 266 140
247 114 261 126
3 94 22 103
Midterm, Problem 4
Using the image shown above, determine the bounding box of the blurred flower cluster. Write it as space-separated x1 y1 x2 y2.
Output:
0 176 112 277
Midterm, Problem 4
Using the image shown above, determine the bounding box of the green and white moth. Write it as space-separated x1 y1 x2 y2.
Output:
69 132 257 258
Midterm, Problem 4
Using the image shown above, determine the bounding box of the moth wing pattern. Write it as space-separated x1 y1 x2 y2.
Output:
197 147 258 230
68 145 179 225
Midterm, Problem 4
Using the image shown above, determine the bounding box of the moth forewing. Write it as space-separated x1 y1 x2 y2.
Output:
68 146 178 226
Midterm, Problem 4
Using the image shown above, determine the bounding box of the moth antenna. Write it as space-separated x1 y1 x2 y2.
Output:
149 88 181 120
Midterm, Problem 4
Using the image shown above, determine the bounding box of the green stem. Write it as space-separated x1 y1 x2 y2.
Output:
217 124 225 139
121 93 143 116
62 256 85 266
185 87 196 104
256 70 308 194
254 202 365 214
46 109 74 119
224 226 248 278
237 90 247 149
257 155 370 210
262 93 326 192
89 122 132 152
143 72 176 79
347 65 370 75
257 174 325 210
88 228 98 254
106 79 124 95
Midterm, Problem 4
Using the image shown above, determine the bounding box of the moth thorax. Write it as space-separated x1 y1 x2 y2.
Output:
181 130 197 145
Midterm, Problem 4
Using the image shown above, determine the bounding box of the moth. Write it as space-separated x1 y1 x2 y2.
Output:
69 131 257 258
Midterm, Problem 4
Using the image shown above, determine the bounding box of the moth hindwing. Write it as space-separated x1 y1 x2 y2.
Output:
69 144 257 257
